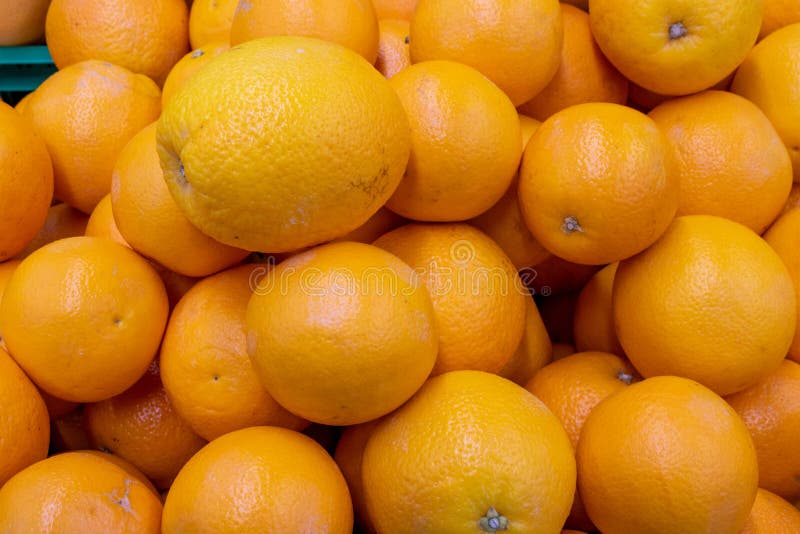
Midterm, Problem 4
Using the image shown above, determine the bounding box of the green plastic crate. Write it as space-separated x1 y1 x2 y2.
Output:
0 45 56 105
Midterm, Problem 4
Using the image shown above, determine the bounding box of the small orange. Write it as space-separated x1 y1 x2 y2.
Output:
498 296 552 386
333 419 382 533
372 0 418 20
21 60 161 214
410 0 563 106
46 0 190 85
0 236 169 402
161 41 230 106
39 390 79 420
765 209 800 362
189 0 238 48
111 123 249 277
0 0 49 45
518 4 628 121
13 203 89 260
162 426 353 533
577 376 758 533
760 0 800 40
375 19 411 78
572 263 623 355
362 370 576 533
0 451 162 532
160 263 307 441
0 259 20 349
229 0 379 63
386 60 521 221
649 90 792 233
374 223 527 374
150 262 199 310
85 194 130 247
726 360 800 502
0 347 49 487
740 488 800 533
614 215 797 396
247 241 438 425
519 102 678 265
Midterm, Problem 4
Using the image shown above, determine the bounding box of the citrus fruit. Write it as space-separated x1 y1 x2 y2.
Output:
162 426 353 533
374 223 527 374
0 236 169 402
781 184 800 215
614 215 796 396
572 263 623 355
333 419 382 533
0 101 53 261
160 263 307 441
0 0 49 45
577 375 758 533
247 241 438 425
498 296 552 385
589 0 761 95
189 0 238 48
46 0 189 85
39 390 78 421
21 60 161 214
764 208 800 362
229 0 379 62
82 450 159 495
519 102 678 265
157 36 410 253
13 203 89 260
375 19 411 78
161 41 230 106
362 370 576 533
741 488 800 533
85 194 130 247
372 0 418 20
409 0 563 106
760 0 800 40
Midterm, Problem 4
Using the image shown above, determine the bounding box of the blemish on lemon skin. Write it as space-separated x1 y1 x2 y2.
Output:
106 479 138 518
192 49 205 58
669 21 688 40
479 507 509 532
561 215 584 235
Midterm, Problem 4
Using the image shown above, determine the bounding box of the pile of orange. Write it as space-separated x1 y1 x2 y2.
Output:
2 0 800 531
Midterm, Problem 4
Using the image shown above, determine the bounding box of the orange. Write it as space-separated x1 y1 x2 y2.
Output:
386 60 521 221
760 0 800 40
85 194 130 247
160 263 307 441
524 255 599 296
374 223 527 374
614 215 797 396
409 0 563 106
189 0 238 48
333 419 382 533
229 0 379 63
82 450 159 496
375 19 411 78
0 451 162 532
0 236 169 402
112 123 249 277
84 360 207 490
649 90 792 233
362 370 576 533
246 241 438 425
39 390 79 420
372 0 418 20
740 488 800 533
21 60 161 214
0 347 49 487
331 207 406 244
161 41 230 106
764 209 800 362
157 36 410 253
0 259 20 349
572 263 623 355
13 203 89 259
589 0 761 95
518 4 628 121
577 376 758 533
46 0 189 85
498 296 552 385
162 426 353 533
553 342 577 361
726 360 800 502
732 24 800 182
781 183 800 215
0 101 53 261
0 0 49 45
151 262 199 310
519 103 678 265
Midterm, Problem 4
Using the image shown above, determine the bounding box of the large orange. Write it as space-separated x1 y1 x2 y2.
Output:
0 0 49 45
160 263 307 441
333 419 382 533
372 0 418 20
13 203 89 260
374 223 527 374
741 488 800 533
21 60 161 214
111 123 248 277
572 263 623 355
189 0 238 48
649 90 792 233
519 103 678 265
85 194 130 247
726 360 800 502
161 41 230 106
577 376 758 533
764 209 800 362
162 426 352 533
760 0 800 40
732 24 800 183
498 295 552 386
46 0 189 85
375 19 411 78
614 215 796 396
362 370 576 533
229 0 379 63
0 237 169 402
0 347 49 487
0 451 162 532
589 0 761 95
0 102 52 261
518 4 628 121
409 0 563 106
246 241 437 425
157 36 410 253
385 60 521 221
